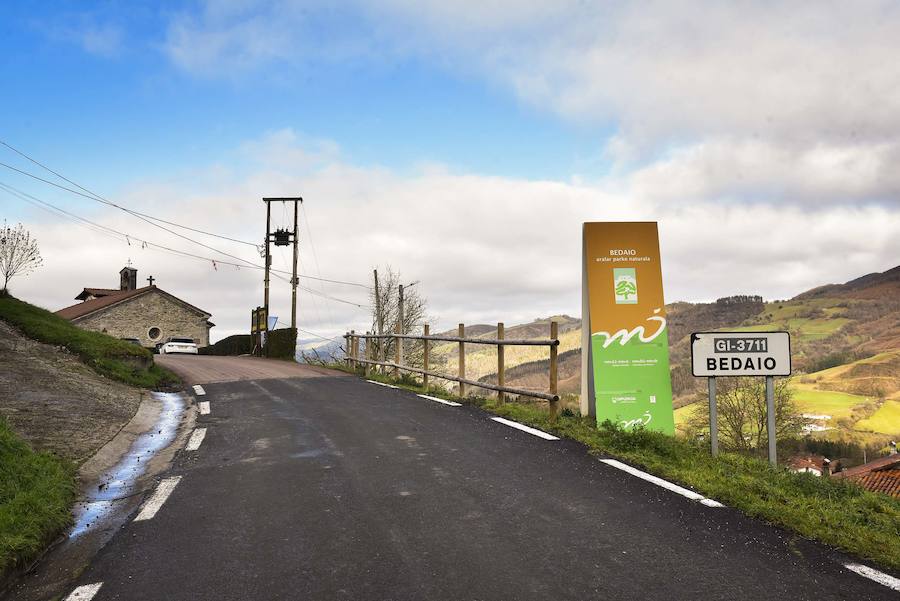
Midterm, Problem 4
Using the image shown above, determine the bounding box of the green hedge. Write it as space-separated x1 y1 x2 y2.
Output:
265 328 297 359
200 334 253 356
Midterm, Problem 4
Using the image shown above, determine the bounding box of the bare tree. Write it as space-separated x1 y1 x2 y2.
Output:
686 377 808 457
370 266 429 370
0 221 43 292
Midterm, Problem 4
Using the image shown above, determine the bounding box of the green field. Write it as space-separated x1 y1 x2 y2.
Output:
792 385 870 421
855 401 900 435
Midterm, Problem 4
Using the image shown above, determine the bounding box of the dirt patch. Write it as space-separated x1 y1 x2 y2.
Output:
0 321 143 463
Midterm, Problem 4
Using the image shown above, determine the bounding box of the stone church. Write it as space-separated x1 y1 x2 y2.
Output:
56 266 214 347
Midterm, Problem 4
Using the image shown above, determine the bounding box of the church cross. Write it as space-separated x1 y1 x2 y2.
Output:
147 275 156 286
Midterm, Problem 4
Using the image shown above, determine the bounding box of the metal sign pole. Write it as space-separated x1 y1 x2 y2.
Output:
766 375 776 466
708 377 718 456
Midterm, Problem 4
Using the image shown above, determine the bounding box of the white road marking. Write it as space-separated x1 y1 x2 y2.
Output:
134 476 182 521
367 380 399 389
192 384 206 396
844 563 900 591
198 401 210 415
65 583 103 601
185 428 207 451
600 459 724 508
491 417 559 440
418 394 462 407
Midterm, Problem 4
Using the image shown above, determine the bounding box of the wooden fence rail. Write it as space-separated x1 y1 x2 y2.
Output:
344 321 560 411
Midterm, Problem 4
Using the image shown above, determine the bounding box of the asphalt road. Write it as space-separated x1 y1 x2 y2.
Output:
48 358 900 599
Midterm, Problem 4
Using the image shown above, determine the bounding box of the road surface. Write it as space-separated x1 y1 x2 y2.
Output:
24 356 900 599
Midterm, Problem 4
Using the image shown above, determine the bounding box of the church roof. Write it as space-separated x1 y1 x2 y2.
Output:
75 287 122 301
56 285 212 322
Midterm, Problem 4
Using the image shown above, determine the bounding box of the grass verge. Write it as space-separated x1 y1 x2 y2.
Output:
347 366 900 572
0 294 179 390
0 417 76 573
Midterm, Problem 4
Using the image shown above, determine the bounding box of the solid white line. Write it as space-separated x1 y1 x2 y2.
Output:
600 459 724 507
185 428 207 451
134 476 182 521
65 583 103 601
198 401 210 415
192 384 206 396
367 380 398 389
844 563 900 591
418 394 462 407
490 417 559 440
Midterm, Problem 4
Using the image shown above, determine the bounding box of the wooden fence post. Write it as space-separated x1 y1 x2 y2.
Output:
549 320 559 417
349 330 356 370
497 322 505 404
394 322 401 379
364 332 371 377
423 324 430 390
458 323 466 399
344 333 349 367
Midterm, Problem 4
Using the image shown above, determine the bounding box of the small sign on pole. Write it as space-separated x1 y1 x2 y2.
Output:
691 332 791 465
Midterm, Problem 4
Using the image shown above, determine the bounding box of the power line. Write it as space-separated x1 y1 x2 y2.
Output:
1 182 372 309
0 141 372 289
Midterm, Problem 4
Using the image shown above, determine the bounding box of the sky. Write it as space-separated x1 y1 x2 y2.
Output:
1 1 899 344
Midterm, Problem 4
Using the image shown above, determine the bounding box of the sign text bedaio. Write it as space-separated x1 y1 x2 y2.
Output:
691 331 791 377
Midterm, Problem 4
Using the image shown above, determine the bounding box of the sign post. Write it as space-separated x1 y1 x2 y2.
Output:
582 222 674 434
691 331 791 465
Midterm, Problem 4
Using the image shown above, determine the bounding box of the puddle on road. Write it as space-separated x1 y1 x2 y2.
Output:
70 392 185 538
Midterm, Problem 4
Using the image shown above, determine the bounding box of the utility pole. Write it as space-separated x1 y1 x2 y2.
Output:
262 197 302 338
398 283 404 368
374 269 383 373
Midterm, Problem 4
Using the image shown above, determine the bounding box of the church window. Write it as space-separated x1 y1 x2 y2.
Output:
148 327 162 340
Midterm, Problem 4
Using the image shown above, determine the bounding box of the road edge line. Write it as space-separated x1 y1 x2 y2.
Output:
844 563 900 591
134 476 182 521
491 417 559 440
600 458 724 508
185 428 207 451
367 380 399 389
64 583 103 601
192 384 206 396
198 401 210 415
418 394 462 406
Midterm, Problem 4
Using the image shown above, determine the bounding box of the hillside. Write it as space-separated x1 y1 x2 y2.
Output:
425 266 900 439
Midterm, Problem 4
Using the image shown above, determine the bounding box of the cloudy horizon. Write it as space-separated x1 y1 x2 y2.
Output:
2 1 898 343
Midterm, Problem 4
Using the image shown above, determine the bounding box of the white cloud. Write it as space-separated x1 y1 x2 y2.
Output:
5 130 898 344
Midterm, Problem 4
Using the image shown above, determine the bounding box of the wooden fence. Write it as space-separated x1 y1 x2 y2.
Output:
344 322 560 412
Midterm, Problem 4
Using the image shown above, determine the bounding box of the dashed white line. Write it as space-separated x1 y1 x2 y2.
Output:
491 417 559 440
185 428 207 451
192 384 206 395
198 401 210 415
64 583 103 601
367 380 399 389
600 459 724 507
418 394 462 407
134 476 182 522
844 563 900 591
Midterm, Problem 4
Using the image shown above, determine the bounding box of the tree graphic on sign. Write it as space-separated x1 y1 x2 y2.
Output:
616 279 636 299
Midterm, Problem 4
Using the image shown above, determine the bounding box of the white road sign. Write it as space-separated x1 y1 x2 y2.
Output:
691 331 791 377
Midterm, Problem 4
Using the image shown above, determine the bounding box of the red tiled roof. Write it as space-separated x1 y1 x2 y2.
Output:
56 286 212 322
854 468 900 498
57 286 153 320
834 455 900 498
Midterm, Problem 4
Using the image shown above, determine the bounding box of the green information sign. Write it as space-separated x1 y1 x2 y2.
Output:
583 222 675 434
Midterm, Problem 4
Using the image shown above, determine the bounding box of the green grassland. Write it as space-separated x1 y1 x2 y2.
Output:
791 385 870 421
855 401 900 435
0 418 76 573
0 294 179 389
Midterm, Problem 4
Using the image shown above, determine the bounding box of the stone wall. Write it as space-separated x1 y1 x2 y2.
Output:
74 290 211 347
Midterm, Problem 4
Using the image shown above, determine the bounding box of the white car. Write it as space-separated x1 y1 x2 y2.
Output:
159 337 199 355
